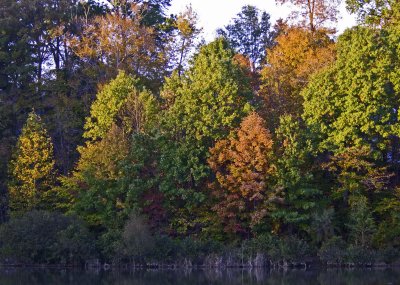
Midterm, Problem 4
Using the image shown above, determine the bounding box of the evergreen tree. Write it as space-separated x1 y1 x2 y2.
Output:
8 112 56 213
217 5 275 70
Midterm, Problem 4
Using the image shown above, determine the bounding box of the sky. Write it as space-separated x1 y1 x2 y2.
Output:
167 0 357 41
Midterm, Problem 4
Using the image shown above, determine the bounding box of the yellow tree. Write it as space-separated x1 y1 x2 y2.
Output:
260 26 335 130
8 111 56 213
208 112 278 236
169 5 202 76
67 4 165 87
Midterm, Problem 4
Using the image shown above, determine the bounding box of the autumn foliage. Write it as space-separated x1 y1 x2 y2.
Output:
208 113 276 235
8 112 56 213
3 0 400 266
260 26 335 130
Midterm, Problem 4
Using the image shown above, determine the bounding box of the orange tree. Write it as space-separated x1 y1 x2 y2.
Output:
208 112 278 237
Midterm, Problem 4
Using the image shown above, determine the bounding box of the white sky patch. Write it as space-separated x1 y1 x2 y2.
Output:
168 0 357 41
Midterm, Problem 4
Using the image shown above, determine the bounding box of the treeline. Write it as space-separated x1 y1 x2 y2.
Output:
1 0 400 267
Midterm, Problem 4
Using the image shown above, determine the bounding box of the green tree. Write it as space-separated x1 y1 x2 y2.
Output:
8 112 56 213
346 0 400 26
163 38 252 147
348 195 376 248
83 70 157 141
272 115 322 235
64 71 159 251
302 26 400 165
158 38 253 235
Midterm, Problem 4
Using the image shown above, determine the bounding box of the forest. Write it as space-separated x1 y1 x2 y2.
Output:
1 0 400 267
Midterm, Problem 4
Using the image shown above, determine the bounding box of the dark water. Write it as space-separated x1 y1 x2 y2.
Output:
0 268 400 285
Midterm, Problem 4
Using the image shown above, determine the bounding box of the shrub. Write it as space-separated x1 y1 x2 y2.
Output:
318 236 347 265
241 234 312 262
278 236 312 261
378 246 400 264
0 211 95 265
346 245 377 265
118 213 155 261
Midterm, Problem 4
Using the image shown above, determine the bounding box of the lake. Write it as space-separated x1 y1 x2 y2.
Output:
0 268 399 285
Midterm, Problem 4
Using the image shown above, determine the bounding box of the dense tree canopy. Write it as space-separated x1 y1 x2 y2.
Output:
1 0 400 268
302 26 400 158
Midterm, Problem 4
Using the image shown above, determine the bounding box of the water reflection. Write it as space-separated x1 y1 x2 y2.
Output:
0 267 399 285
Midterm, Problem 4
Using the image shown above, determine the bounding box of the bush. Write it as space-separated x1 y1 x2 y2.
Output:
378 246 400 264
346 245 377 265
278 236 313 261
176 238 223 262
118 213 155 261
241 234 312 262
242 234 279 260
0 211 95 265
318 236 347 265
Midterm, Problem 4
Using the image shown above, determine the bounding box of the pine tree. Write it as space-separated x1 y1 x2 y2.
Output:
8 111 56 213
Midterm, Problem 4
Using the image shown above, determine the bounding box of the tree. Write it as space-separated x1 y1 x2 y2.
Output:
346 0 400 26
163 38 252 147
302 26 400 166
348 195 376 248
217 5 275 71
158 38 253 235
208 113 276 236
322 146 391 203
301 26 400 247
8 112 56 213
104 0 172 27
260 26 335 130
169 5 202 76
276 0 341 32
271 115 322 235
83 70 157 141
67 4 167 89
65 71 159 245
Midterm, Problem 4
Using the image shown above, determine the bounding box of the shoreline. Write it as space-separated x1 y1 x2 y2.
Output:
1 259 400 270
